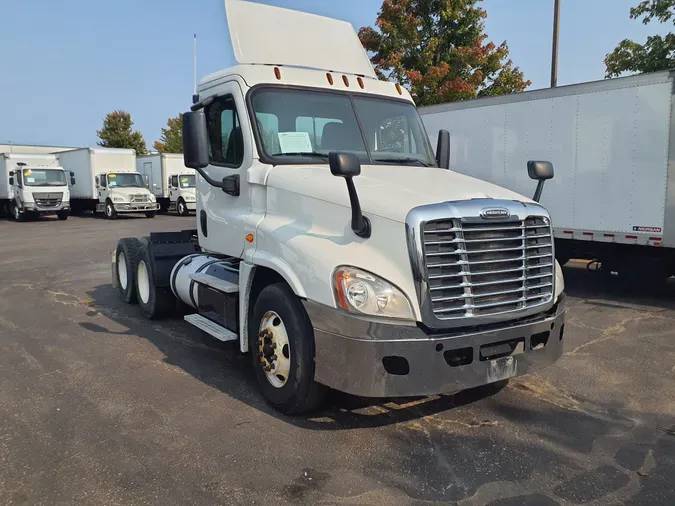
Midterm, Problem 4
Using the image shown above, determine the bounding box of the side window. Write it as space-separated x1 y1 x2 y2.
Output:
95 176 99 186
205 95 244 167
171 175 178 187
256 112 280 154
101 175 107 188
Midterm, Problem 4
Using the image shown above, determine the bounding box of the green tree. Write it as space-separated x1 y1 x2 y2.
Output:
153 114 184 153
96 110 147 154
605 0 675 77
358 0 531 106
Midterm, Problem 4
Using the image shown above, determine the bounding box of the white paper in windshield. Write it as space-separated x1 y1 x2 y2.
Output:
278 132 313 154
26 177 35 183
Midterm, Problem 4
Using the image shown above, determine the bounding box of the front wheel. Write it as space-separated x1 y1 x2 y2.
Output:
177 198 190 216
145 211 156 219
105 200 117 220
12 203 23 222
57 211 68 221
249 283 327 414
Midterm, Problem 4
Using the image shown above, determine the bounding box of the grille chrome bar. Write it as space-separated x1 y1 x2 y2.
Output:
421 214 554 321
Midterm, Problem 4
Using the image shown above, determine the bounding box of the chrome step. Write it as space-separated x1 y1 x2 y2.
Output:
184 314 238 342
189 273 239 294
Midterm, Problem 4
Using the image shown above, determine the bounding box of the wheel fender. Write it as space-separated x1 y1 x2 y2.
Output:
249 251 307 299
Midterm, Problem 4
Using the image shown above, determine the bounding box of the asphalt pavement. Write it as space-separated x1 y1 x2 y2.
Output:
0 214 673 505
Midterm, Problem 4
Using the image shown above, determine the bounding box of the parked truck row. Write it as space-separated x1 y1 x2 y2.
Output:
1 147 196 221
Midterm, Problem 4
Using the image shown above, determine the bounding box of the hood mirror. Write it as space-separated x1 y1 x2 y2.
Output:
527 161 554 202
329 152 370 239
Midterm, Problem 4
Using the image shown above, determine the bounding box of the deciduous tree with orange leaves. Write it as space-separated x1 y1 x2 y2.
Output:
359 0 531 106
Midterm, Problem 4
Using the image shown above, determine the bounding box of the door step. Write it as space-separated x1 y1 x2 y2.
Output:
189 273 239 293
184 314 238 342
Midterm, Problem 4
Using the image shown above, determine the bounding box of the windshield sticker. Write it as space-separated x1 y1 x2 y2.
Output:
181 178 188 183
109 173 117 178
24 169 32 176
278 132 313 154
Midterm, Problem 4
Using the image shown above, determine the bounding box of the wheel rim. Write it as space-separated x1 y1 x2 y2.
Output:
137 260 151 304
257 311 291 388
106 204 112 217
178 202 184 214
118 251 128 290
14 206 19 220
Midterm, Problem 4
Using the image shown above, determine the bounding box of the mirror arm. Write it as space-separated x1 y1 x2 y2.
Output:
192 166 224 189
345 178 371 238
533 181 545 202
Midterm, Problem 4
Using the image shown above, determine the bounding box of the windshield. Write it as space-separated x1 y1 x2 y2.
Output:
250 88 436 167
179 175 196 188
22 168 67 187
108 173 144 188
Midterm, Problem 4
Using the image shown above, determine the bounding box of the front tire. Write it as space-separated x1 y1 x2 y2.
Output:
135 243 175 319
249 283 327 414
57 211 68 221
12 202 23 222
177 198 189 216
105 200 117 220
145 211 156 219
115 238 142 304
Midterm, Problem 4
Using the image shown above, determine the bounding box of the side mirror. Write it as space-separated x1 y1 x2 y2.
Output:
436 130 450 170
142 173 149 188
527 161 554 202
9 177 14 185
69 171 74 177
8 170 14 177
329 152 370 238
70 177 76 185
183 110 209 169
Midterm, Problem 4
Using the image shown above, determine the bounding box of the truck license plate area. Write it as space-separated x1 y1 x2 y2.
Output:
487 356 517 383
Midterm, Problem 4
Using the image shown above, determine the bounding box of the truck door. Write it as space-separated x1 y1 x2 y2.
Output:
201 81 252 257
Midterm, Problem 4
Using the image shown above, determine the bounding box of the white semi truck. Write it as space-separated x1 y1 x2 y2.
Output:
137 153 196 215
111 0 566 414
57 147 159 219
0 153 73 221
420 70 675 285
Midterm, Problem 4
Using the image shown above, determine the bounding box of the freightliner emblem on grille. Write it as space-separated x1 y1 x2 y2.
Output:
480 208 510 219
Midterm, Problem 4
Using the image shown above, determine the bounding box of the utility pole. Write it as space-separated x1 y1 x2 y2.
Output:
551 0 561 88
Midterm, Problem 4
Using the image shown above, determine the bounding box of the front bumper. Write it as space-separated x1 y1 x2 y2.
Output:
304 294 566 398
185 201 197 211
23 202 70 214
113 202 160 213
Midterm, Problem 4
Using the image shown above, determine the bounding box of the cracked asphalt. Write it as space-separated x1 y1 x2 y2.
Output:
0 215 674 505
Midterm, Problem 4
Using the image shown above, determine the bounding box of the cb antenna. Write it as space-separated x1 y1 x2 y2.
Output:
192 34 198 104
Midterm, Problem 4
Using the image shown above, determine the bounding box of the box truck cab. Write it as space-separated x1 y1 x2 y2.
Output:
137 153 196 215
0 153 72 221
112 0 566 414
58 147 159 219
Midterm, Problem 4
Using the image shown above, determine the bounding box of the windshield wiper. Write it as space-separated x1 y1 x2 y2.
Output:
373 157 432 167
272 152 329 160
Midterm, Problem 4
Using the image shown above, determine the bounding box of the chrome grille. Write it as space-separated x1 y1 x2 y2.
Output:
32 192 63 208
423 216 554 320
130 194 149 203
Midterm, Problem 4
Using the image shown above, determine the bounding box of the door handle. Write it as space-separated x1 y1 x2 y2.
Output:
222 175 240 197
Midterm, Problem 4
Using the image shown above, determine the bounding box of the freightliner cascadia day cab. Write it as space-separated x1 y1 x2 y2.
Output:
58 147 159 219
111 0 566 414
0 153 73 221
420 71 675 286
137 153 197 215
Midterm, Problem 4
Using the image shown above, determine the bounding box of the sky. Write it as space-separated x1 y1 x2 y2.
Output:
0 0 670 149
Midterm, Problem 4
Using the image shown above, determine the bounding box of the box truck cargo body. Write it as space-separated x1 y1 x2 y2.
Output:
420 70 675 283
137 153 196 215
57 147 159 219
0 153 72 221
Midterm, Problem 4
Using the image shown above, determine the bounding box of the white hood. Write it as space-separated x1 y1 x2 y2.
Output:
109 187 151 197
265 164 535 223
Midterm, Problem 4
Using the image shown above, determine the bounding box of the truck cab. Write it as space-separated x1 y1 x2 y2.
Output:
167 173 196 215
9 163 72 221
112 0 566 414
95 171 158 219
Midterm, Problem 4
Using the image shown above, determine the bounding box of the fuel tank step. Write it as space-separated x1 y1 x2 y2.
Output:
188 273 239 294
184 314 238 342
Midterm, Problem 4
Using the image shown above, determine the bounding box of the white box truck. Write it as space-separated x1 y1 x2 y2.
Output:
419 71 675 285
0 153 72 221
110 0 566 414
57 147 159 219
137 153 196 215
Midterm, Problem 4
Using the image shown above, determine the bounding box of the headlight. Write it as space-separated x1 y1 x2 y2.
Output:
185 196 195 202
333 266 414 320
554 259 564 300
149 194 156 202
113 197 125 202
